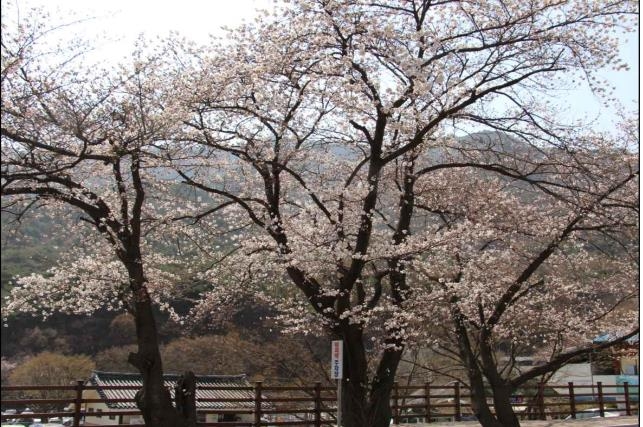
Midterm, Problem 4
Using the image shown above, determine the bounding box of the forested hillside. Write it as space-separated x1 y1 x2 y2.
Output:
1 213 332 383
2 129 634 361
1 214 64 294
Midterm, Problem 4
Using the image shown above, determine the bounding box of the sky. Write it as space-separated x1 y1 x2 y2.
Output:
3 0 640 133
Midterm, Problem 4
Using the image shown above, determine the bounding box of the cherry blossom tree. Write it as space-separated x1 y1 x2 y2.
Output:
404 126 638 426
1 1 638 427
176 1 638 426
1 6 202 426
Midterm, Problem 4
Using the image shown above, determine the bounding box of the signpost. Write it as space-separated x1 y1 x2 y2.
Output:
331 340 343 426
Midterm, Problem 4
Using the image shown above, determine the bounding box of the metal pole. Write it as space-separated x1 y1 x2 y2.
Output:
337 379 342 427
331 339 343 427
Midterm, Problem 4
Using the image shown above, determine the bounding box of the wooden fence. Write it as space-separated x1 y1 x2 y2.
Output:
0 381 639 426
390 381 639 423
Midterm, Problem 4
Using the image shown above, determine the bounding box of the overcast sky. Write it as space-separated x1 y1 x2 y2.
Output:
4 0 639 132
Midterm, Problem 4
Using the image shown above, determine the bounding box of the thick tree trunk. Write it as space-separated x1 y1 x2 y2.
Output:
490 383 520 427
465 365 502 427
339 326 369 427
466 360 520 427
129 296 186 427
478 331 521 427
341 378 368 427
451 307 503 427
337 325 403 427
175 371 198 427
367 348 403 427
458 349 502 427
126 264 196 427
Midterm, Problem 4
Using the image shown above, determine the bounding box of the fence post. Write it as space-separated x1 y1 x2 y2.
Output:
393 381 399 425
314 382 322 427
454 382 461 422
597 381 604 417
424 382 431 423
568 382 576 419
537 382 545 420
624 382 631 416
254 381 263 427
73 380 84 427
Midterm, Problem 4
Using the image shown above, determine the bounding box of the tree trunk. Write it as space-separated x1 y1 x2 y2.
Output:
129 296 186 427
367 348 403 427
126 264 196 427
478 331 520 427
337 325 404 427
339 326 369 427
175 371 198 427
451 308 502 427
458 352 502 427
489 383 520 427
465 366 502 427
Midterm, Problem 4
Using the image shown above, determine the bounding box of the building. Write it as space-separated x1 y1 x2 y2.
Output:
549 334 639 407
81 371 262 425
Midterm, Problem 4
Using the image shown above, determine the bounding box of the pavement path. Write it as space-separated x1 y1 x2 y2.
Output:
393 416 639 427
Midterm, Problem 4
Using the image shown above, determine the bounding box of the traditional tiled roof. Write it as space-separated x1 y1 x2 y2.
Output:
88 371 261 410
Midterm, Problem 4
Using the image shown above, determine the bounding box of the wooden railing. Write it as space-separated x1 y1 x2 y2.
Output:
1 380 639 426
0 381 338 427
390 381 639 423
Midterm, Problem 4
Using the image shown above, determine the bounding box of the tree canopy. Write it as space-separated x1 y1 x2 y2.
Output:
1 1 638 426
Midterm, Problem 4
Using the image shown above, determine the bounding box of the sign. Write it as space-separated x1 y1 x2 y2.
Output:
331 340 343 379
